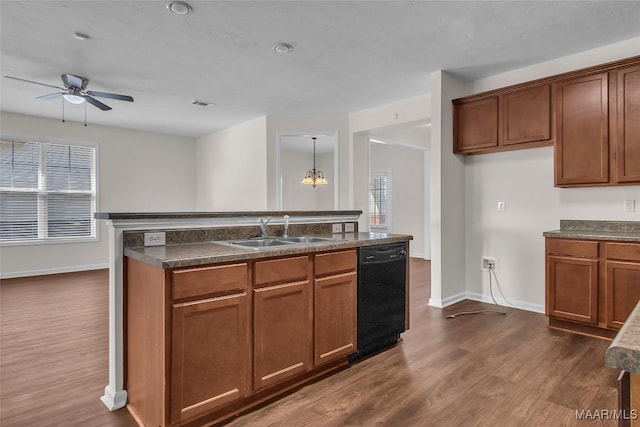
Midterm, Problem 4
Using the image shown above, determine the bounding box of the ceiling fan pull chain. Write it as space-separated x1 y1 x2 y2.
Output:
62 98 65 123
84 103 87 127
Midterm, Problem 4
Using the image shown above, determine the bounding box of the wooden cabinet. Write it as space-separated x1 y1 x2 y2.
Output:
253 256 313 390
546 239 599 325
171 293 250 422
313 250 357 366
454 84 552 154
605 242 640 329
554 72 609 185
125 247 363 426
454 96 498 152
554 61 640 187
615 63 640 183
546 238 640 338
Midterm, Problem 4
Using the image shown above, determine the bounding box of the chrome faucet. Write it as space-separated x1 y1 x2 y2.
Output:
259 217 271 237
283 215 290 238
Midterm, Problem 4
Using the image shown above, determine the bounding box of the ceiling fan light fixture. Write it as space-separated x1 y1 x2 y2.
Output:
62 93 85 104
166 1 193 15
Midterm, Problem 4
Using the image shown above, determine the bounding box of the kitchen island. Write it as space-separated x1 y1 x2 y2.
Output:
607 302 640 425
96 211 411 426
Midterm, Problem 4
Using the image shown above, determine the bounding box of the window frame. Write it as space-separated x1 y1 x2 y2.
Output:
369 170 391 231
0 137 99 246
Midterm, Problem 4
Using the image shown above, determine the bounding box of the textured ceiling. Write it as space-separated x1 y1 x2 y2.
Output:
1 1 640 138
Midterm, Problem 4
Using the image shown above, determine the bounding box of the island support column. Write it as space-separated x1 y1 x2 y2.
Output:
100 221 127 410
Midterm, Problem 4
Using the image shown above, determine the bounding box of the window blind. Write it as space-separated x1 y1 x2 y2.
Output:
0 140 96 243
369 174 388 229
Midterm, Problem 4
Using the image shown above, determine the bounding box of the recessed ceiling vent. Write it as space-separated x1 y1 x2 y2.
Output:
192 100 216 107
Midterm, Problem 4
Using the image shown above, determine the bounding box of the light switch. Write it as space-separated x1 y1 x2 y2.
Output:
497 201 506 212
624 200 636 212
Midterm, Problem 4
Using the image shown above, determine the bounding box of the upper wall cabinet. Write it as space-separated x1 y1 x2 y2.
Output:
554 72 609 186
555 62 640 187
616 64 640 183
453 83 552 154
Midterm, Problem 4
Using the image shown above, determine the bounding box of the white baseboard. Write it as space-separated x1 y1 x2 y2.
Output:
100 385 127 411
465 292 544 314
428 291 466 308
0 263 109 279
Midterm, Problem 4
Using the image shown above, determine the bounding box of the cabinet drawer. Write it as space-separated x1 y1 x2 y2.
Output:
315 250 357 277
172 263 247 300
605 242 640 262
546 238 598 258
254 256 310 287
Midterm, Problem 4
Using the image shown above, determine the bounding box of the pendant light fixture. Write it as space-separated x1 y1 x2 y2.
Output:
301 137 328 188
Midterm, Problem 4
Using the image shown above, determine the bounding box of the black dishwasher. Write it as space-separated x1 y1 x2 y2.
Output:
349 242 407 361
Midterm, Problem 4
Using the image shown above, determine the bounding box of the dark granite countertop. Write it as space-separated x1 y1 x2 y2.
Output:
543 220 640 243
124 232 412 268
96 210 362 220
607 301 640 374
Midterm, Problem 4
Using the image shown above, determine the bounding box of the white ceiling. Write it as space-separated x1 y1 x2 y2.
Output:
1 1 640 139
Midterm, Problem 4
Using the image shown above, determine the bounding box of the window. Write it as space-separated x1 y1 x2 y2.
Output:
369 172 389 230
0 139 96 243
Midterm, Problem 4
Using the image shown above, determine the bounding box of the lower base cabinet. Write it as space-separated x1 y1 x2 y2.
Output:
125 248 358 426
546 238 640 338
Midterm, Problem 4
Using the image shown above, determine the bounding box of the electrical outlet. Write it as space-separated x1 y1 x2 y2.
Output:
482 257 497 270
344 223 355 233
332 223 343 234
624 200 636 212
497 201 506 212
144 232 166 246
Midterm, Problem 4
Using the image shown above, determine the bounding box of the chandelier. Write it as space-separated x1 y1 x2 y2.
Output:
301 137 328 188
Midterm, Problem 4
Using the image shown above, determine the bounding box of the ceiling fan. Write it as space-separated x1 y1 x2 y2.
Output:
4 73 134 111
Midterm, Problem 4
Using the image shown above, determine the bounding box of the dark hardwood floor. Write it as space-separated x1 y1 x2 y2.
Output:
1 259 618 426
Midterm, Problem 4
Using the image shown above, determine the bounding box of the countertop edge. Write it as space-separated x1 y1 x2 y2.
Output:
542 230 640 243
606 302 640 373
124 234 412 269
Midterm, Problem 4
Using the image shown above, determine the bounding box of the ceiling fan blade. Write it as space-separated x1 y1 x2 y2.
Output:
37 92 64 100
63 74 87 90
87 91 134 102
4 75 66 90
83 95 111 111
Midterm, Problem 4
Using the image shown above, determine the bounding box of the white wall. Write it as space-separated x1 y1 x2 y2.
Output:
196 116 268 210
281 150 334 210
370 143 426 258
266 114 349 210
462 37 640 313
0 112 196 278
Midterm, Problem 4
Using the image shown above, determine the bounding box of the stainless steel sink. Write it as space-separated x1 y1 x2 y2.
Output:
224 238 294 248
278 236 336 244
219 235 339 250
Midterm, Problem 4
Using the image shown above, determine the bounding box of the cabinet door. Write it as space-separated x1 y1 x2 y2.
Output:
547 256 598 324
555 73 609 186
501 84 552 146
171 293 250 423
606 261 640 329
616 64 640 183
253 281 313 390
314 271 357 366
454 96 499 153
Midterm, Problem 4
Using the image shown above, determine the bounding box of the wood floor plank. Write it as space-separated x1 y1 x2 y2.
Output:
1 259 620 426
